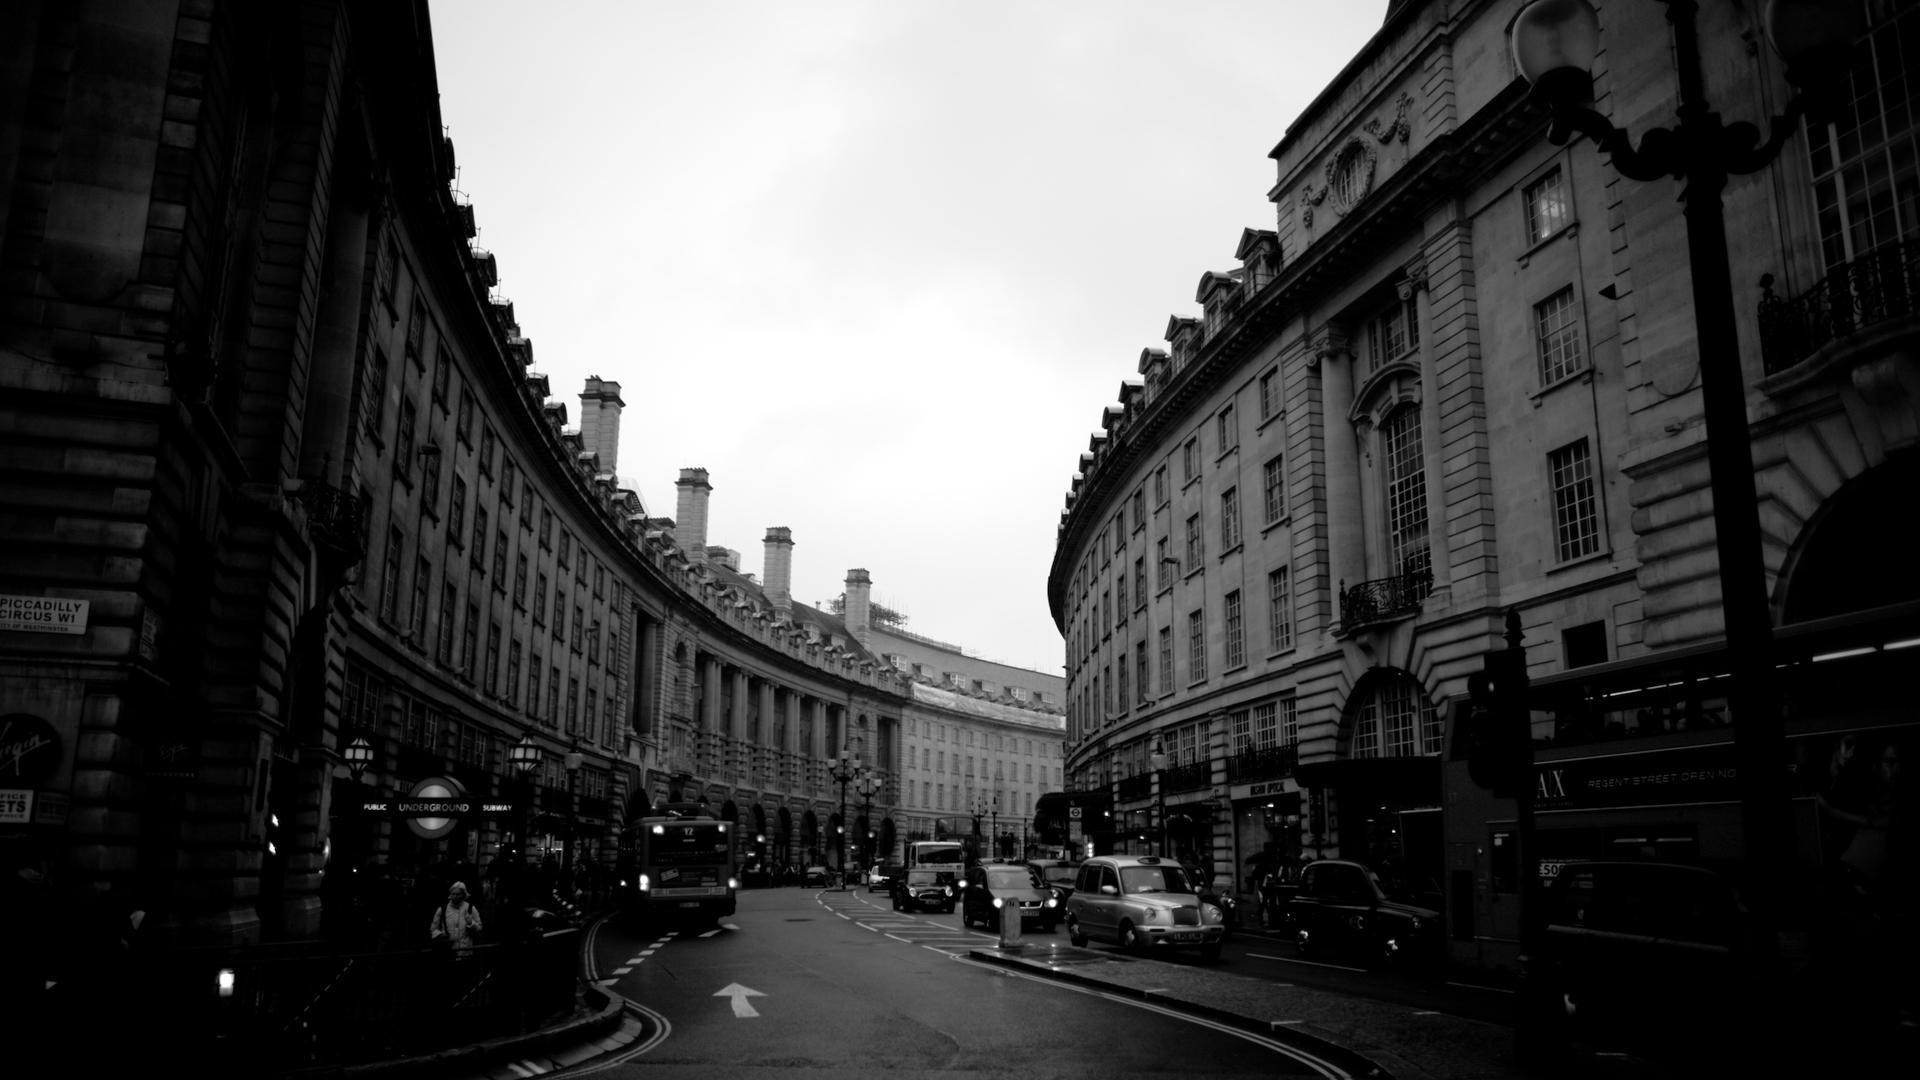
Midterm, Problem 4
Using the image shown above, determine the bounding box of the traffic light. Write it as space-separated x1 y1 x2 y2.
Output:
1465 645 1529 797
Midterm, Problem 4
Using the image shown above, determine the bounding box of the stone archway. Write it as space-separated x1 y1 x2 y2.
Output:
1779 449 1920 623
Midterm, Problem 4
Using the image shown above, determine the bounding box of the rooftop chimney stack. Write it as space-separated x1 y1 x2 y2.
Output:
763 527 794 613
844 568 872 648
578 376 624 477
674 468 712 563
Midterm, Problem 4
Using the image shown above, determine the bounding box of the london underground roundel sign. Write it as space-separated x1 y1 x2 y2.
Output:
404 775 468 840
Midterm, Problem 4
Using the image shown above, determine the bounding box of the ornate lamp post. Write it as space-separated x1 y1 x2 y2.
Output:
1149 741 1170 859
1509 0 1860 1057
561 742 583 882
342 736 374 782
853 768 879 869
509 734 542 901
828 750 861 883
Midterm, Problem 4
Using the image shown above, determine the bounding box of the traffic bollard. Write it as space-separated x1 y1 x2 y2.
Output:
998 903 1022 948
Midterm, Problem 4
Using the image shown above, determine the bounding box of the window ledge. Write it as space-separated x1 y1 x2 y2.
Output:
1530 365 1594 405
1545 548 1613 576
1517 220 1579 267
1260 515 1291 537
1214 445 1239 465
1218 543 1244 562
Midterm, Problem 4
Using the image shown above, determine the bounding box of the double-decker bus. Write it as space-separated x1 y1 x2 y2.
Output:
618 809 738 925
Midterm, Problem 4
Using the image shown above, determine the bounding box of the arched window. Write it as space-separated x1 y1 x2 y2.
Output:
1349 670 1440 758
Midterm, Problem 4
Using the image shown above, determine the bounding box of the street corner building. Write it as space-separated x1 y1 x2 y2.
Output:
1048 0 1918 988
0 0 1067 951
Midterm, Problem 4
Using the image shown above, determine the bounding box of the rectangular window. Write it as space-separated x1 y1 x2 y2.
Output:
1132 488 1146 528
534 573 548 625
527 655 543 718
1806 5 1920 275
540 507 554 549
507 640 523 702
1549 438 1602 561
1525 166 1571 243
1258 367 1280 420
493 528 508 583
1281 697 1298 745
1154 465 1168 504
1155 537 1170 590
421 450 440 514
1158 627 1173 695
1535 285 1584 384
500 458 516 506
572 605 585 650
479 426 496 478
1182 437 1200 482
1132 557 1146 608
1364 295 1420 373
514 553 529 606
407 297 428 362
1116 654 1129 710
449 476 467 542
1264 455 1286 523
1267 566 1293 652
1134 641 1149 703
553 588 567 640
1187 609 1207 683
461 602 479 677
456 389 474 444
410 557 430 642
472 506 488 566
558 530 572 569
432 345 451 407
379 528 403 624
1184 513 1203 568
395 399 417 480
1384 408 1431 578
363 347 389 445
485 621 502 693
1224 590 1244 668
1217 404 1237 453
437 584 457 664
567 677 580 734
547 666 561 726
1221 487 1241 550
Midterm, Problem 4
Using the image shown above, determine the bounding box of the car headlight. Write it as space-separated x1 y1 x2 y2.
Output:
992 897 1004 909
1141 907 1159 923
1202 903 1223 923
1045 897 1058 908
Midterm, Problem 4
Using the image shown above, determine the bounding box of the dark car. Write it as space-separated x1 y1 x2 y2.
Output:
1284 858 1440 968
1025 859 1081 906
867 864 900 893
961 863 1061 932
1200 870 1243 935
891 867 957 913
1524 860 1762 1054
802 865 830 888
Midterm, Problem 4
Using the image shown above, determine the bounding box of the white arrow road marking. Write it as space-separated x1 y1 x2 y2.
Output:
715 982 766 1017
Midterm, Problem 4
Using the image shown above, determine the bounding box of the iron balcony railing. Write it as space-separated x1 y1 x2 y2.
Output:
297 479 368 570
1163 760 1211 793
1224 742 1299 783
1116 774 1152 801
1758 238 1920 375
1339 566 1433 629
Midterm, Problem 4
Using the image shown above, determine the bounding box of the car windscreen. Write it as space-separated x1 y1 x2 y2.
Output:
1120 865 1197 895
986 867 1038 890
1037 866 1077 887
905 870 942 885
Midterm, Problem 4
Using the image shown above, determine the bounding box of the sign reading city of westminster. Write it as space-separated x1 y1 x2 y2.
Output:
0 595 90 635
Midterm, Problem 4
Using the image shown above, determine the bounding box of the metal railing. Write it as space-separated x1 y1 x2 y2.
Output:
1339 567 1433 629
109 929 580 1074
1163 760 1212 793
1224 742 1298 783
1758 238 1920 375
1116 774 1151 801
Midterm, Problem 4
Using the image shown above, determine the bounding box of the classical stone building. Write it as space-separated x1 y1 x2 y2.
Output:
1050 0 1917 980
0 0 1044 948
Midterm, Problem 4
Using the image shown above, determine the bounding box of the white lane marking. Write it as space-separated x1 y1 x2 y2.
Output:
612 966 633 975
1446 980 1514 994
1412 1010 1441 1016
507 1060 548 1075
715 982 766 1018
1247 951 1367 973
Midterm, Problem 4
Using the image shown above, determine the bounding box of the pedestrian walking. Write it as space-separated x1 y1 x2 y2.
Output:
429 880 484 958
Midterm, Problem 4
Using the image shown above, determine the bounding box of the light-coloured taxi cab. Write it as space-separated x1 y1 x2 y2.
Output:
1065 855 1226 960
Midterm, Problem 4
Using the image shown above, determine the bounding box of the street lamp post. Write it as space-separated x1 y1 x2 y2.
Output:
1149 741 1170 859
854 769 879 869
828 750 861 884
509 734 543 905
1509 0 1860 1059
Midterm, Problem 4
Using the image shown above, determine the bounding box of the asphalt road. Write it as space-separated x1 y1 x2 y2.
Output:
582 886 1352 1079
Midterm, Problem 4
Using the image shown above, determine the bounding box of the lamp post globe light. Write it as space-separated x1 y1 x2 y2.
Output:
1508 0 1862 1057
829 750 861 884
508 734 542 905
342 735 374 781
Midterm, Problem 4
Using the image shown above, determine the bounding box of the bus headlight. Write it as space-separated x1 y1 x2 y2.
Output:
728 877 740 890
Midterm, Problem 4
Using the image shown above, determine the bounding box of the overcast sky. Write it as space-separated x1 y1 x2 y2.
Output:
430 1 1384 675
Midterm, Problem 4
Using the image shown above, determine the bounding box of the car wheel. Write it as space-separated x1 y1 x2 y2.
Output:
1200 940 1223 962
1119 921 1149 956
1067 916 1088 947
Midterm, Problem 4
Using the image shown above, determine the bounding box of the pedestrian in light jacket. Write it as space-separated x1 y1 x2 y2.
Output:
429 881 483 958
